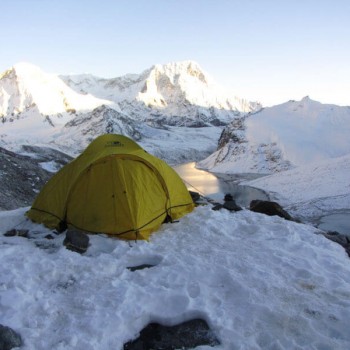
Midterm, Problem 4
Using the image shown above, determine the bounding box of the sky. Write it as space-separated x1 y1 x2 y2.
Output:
1 0 349 106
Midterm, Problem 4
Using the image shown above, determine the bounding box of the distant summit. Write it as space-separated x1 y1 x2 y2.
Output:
60 60 261 119
0 62 111 120
0 60 261 162
198 97 350 173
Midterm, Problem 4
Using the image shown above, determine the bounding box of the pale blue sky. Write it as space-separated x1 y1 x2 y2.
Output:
1 0 349 106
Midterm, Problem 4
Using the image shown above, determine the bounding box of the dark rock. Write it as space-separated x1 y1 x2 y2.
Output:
3 229 17 237
44 234 55 240
324 231 350 245
250 200 293 221
0 146 71 211
0 324 22 350
323 231 350 258
224 193 233 202
212 204 223 211
189 191 201 203
346 248 350 258
4 229 29 238
63 229 89 254
123 318 220 350
127 264 156 272
223 200 242 212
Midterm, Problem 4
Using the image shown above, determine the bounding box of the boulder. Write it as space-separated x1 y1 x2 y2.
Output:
0 324 22 350
189 191 201 203
63 229 89 254
123 318 220 349
223 200 242 212
250 200 293 221
323 231 350 257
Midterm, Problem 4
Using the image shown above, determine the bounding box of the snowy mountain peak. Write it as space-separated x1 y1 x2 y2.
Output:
135 60 259 113
1 60 260 158
199 97 350 173
136 60 211 108
151 60 209 85
12 62 46 79
0 62 111 118
59 60 261 121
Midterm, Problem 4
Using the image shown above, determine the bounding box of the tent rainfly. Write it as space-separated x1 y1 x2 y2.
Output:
26 134 194 240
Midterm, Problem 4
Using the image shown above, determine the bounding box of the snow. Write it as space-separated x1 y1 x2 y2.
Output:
244 154 350 227
245 97 350 166
140 126 222 165
1 206 350 349
1 61 255 165
39 161 60 173
1 60 350 348
11 63 112 115
199 97 350 174
61 61 260 116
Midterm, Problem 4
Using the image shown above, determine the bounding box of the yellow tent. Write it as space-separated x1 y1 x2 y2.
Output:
26 134 194 240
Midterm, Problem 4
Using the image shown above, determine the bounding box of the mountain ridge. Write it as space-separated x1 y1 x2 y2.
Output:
1 60 255 163
198 96 350 173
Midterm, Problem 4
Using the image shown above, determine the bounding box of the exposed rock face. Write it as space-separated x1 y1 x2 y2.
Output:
199 114 292 174
58 105 142 152
199 97 350 174
0 146 71 210
250 200 293 221
322 231 350 258
0 324 22 350
60 60 261 124
0 61 261 165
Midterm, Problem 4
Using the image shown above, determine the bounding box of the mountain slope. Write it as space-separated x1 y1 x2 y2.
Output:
0 145 72 210
0 61 260 163
198 97 350 173
61 60 261 126
0 62 111 119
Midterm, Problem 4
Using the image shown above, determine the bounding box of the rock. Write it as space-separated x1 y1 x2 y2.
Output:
63 229 89 254
250 200 293 221
0 324 22 350
224 193 233 201
123 318 220 350
211 203 223 211
3 229 17 237
212 200 242 212
189 191 201 203
0 146 71 211
4 229 29 238
223 200 242 212
323 231 350 258
324 231 350 246
127 264 156 272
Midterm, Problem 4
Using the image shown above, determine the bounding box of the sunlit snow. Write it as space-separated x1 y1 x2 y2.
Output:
1 206 350 349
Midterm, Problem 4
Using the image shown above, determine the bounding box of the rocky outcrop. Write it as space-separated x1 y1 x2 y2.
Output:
250 200 294 221
123 318 220 349
322 231 350 258
0 146 71 210
0 324 22 350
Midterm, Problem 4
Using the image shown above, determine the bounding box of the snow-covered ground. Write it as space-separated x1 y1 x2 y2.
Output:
1 206 350 350
244 154 350 233
1 61 350 349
